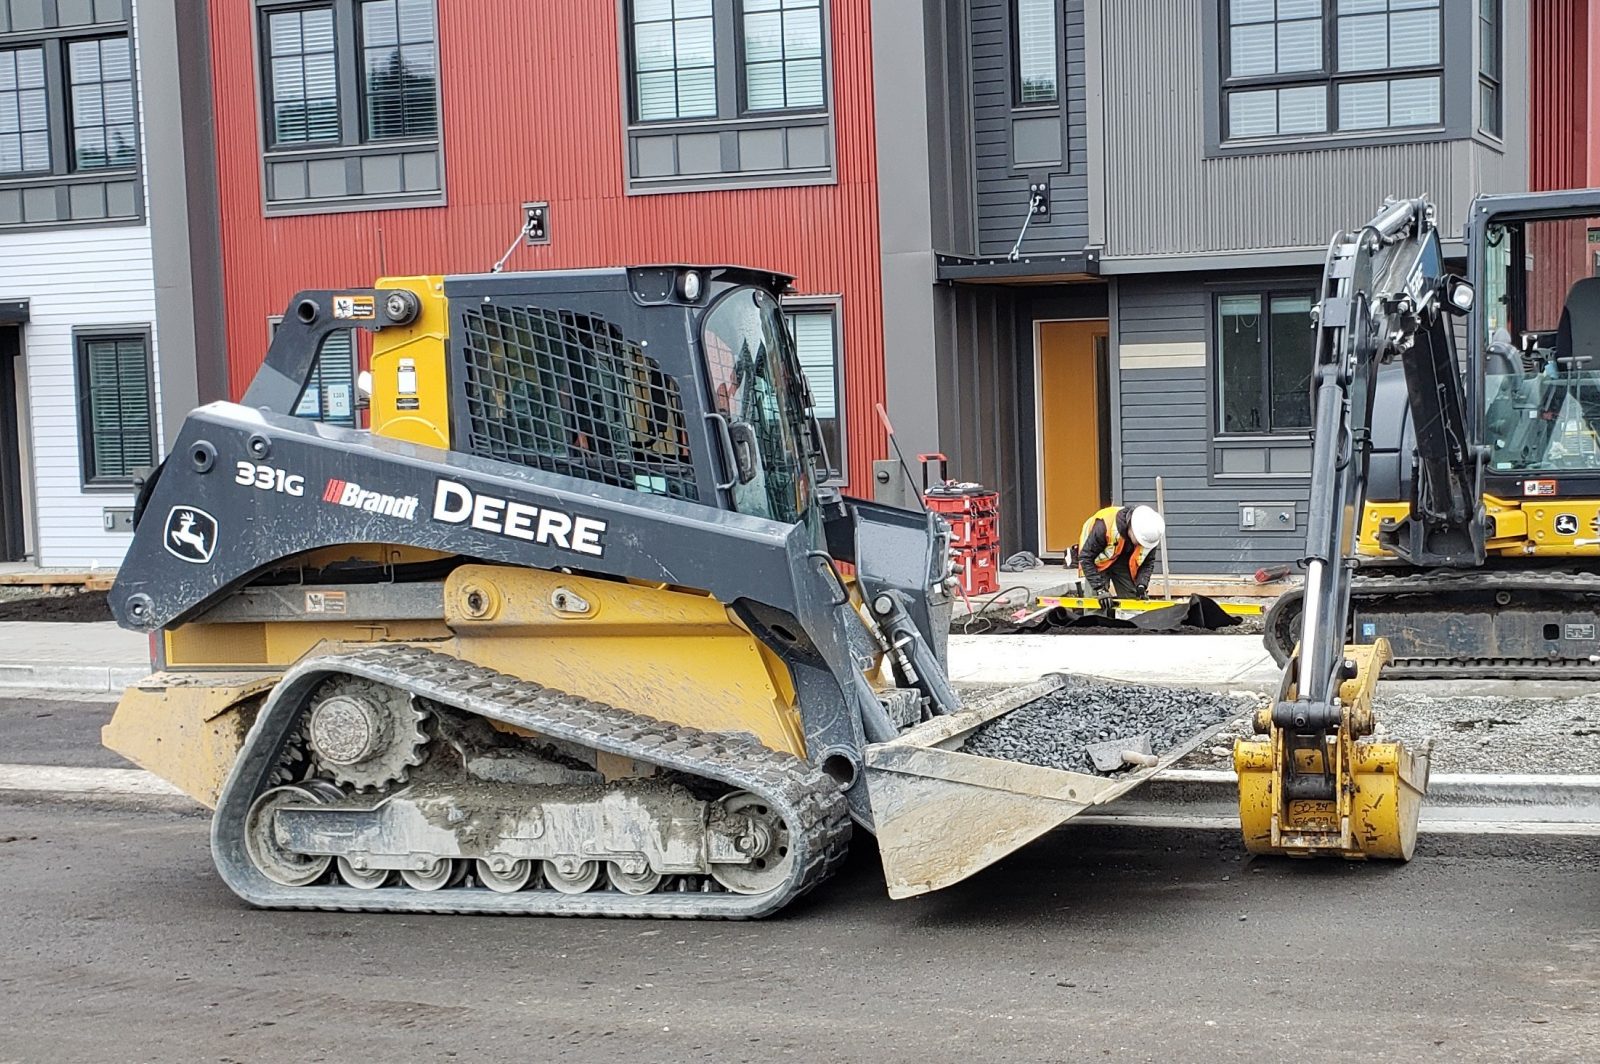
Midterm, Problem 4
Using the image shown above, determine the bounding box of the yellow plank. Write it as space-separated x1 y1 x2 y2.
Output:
1036 595 1263 617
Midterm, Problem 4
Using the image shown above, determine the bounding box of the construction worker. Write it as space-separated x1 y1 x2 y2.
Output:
1076 504 1165 609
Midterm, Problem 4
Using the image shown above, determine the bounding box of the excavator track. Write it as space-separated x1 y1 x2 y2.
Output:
211 645 852 918
1265 567 1600 679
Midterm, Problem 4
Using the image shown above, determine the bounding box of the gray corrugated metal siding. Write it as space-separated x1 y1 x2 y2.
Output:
972 0 1088 257
1097 0 1529 262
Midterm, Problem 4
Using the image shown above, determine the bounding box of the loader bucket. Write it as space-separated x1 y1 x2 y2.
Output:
863 676 1234 898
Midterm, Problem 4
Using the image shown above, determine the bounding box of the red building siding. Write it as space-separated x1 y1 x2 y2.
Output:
207 1 886 490
1529 0 1596 192
1526 1 1600 327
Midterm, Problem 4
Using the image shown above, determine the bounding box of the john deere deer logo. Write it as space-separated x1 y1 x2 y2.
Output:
163 506 218 564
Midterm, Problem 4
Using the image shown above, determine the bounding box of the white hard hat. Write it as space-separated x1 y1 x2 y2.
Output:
1130 505 1165 549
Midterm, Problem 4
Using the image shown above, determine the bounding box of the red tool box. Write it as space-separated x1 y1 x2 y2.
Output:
918 453 1000 597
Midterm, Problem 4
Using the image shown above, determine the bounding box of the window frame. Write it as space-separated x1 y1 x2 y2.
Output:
1211 285 1319 442
73 325 156 490
259 3 342 150
626 0 719 124
616 0 836 194
64 34 138 173
0 44 51 177
0 7 144 230
1476 0 1501 140
1009 0 1060 109
1204 0 1476 157
355 0 441 143
734 0 828 118
252 0 445 214
781 295 846 486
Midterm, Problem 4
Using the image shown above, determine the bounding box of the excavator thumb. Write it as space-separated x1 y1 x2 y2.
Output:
1235 639 1430 859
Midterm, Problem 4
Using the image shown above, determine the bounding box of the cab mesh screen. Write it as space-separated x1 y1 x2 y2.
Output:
458 304 698 500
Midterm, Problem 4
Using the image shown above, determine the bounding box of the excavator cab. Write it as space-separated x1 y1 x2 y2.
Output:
1480 214 1600 488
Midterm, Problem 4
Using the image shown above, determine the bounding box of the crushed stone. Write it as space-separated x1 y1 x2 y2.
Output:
1175 687 1600 775
962 676 1262 775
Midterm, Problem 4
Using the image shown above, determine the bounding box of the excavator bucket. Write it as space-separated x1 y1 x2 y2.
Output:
863 677 1232 898
1234 639 1431 860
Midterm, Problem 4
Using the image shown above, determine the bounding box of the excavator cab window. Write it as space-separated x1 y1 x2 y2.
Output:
702 286 815 525
1483 216 1600 475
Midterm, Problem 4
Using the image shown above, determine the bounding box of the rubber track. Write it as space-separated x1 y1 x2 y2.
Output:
1265 568 1600 679
210 646 852 919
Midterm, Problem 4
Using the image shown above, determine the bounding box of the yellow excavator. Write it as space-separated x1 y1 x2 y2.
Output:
1266 190 1600 680
1245 188 1600 856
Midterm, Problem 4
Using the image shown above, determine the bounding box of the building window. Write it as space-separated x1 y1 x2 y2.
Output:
1221 0 1441 141
360 0 440 139
619 0 833 191
264 7 339 146
631 0 717 121
269 318 359 426
0 47 49 175
1012 0 1058 106
67 37 136 170
1477 0 1500 138
293 331 359 426
785 306 843 481
1215 292 1315 435
76 331 154 485
742 0 824 113
256 0 442 210
0 4 143 227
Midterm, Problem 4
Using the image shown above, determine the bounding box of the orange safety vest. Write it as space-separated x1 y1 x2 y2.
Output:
1079 505 1145 576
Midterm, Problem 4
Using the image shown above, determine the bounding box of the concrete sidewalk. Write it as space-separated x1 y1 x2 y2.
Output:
0 622 150 693
0 619 1278 695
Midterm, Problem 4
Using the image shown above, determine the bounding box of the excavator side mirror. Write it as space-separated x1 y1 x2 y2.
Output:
727 421 761 485
1442 275 1474 316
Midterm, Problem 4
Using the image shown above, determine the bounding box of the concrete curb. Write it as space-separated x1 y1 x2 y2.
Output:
1094 768 1600 834
0 663 146 695
4 762 1598 836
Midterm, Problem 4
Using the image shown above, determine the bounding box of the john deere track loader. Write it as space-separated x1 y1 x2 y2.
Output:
103 266 1213 917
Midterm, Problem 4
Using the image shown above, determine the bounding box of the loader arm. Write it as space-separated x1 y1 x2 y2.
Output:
1239 197 1461 858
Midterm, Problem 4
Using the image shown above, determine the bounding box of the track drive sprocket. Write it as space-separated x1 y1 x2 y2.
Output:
304 676 428 790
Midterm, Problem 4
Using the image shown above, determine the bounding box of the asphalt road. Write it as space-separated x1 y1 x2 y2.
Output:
0 793 1595 1064
2 697 1598 1063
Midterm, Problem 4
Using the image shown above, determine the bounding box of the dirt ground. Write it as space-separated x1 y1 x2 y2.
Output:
0 587 113 623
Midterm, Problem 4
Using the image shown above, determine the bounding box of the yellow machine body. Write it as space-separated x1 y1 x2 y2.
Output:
103 564 818 807
366 274 451 447
1357 495 1600 559
1234 639 1429 860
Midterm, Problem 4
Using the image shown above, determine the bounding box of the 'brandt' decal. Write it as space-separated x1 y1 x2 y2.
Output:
432 479 607 557
323 479 420 520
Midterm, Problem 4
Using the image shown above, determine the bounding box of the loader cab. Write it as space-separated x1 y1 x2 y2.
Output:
1472 191 1600 496
256 266 833 535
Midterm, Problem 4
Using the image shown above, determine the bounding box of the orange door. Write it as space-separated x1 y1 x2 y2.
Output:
1037 321 1110 554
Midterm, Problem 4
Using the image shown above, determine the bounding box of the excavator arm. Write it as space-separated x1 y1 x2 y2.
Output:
1238 197 1469 859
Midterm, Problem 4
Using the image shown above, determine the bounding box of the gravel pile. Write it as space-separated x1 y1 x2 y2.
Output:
1175 686 1600 775
962 676 1261 774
